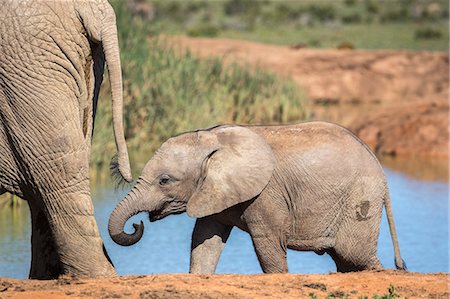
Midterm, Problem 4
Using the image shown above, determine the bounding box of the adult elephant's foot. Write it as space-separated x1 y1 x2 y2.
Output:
28 190 116 279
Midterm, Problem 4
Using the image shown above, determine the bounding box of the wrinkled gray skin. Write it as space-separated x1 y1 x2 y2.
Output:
0 0 132 278
109 122 405 273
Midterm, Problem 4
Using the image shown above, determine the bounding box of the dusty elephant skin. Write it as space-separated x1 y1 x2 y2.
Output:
0 0 132 278
108 122 405 274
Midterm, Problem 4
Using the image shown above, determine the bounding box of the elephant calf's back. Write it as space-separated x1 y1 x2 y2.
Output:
251 122 384 179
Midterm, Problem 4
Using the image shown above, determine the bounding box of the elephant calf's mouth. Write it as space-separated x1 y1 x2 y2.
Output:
148 202 187 222
149 210 186 222
149 212 164 222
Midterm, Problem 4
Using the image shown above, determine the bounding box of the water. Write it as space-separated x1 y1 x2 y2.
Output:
0 161 448 278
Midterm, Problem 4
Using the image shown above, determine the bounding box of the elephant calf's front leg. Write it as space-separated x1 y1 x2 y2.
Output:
190 218 232 274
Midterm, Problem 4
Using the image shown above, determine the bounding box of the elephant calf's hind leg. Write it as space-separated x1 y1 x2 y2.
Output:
251 235 288 273
328 247 382 272
329 221 384 272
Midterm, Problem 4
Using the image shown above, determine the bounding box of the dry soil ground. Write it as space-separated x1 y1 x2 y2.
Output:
0 271 448 298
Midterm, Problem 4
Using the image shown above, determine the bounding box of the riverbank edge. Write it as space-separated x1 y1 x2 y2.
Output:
0 271 448 298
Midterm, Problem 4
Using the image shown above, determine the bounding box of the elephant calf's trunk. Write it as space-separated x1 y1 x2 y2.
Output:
108 190 145 246
109 219 144 246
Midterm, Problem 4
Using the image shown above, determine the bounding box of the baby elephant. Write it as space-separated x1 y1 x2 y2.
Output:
108 122 405 273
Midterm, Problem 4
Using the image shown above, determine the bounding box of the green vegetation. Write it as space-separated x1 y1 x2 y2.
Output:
90 1 308 175
125 0 448 51
0 194 22 209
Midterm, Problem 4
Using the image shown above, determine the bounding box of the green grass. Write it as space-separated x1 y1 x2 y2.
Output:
217 22 449 51
0 194 22 209
124 0 449 52
90 1 308 175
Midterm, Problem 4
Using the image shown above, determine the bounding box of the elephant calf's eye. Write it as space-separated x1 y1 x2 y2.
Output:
159 175 171 186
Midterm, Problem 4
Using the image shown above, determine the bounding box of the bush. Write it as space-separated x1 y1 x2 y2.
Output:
187 23 219 37
365 0 379 15
337 41 355 50
415 26 443 39
380 8 409 22
344 0 356 7
152 1 182 21
306 4 336 22
224 0 260 16
275 4 302 21
342 13 362 24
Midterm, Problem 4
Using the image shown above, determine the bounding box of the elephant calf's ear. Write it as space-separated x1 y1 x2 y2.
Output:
187 126 275 218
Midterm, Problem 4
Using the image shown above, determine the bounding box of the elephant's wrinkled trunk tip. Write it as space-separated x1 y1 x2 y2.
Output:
108 186 148 246
109 220 144 246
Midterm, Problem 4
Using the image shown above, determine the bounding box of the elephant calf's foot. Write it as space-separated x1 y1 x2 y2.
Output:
328 248 382 273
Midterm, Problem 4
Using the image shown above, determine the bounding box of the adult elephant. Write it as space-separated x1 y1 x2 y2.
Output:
0 0 132 278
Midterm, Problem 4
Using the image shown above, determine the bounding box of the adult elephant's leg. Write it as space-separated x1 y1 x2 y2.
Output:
28 198 63 277
26 146 115 278
25 141 115 278
4 98 118 278
190 218 232 274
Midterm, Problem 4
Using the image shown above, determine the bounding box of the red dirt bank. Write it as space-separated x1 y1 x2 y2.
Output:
0 271 448 298
170 36 449 158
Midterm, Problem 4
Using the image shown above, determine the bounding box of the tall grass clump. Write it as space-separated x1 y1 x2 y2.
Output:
91 1 308 174
0 193 22 209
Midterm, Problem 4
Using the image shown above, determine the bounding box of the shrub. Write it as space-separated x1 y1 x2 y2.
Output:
337 41 355 50
275 3 302 21
380 8 409 22
344 0 356 7
306 4 336 22
415 26 443 39
224 0 261 16
365 0 380 15
187 23 219 37
342 13 362 24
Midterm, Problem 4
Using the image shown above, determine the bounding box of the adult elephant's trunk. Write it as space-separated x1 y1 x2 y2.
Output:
108 182 155 246
102 11 132 183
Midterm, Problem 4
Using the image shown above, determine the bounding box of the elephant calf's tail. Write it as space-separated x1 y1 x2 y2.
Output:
384 191 407 271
